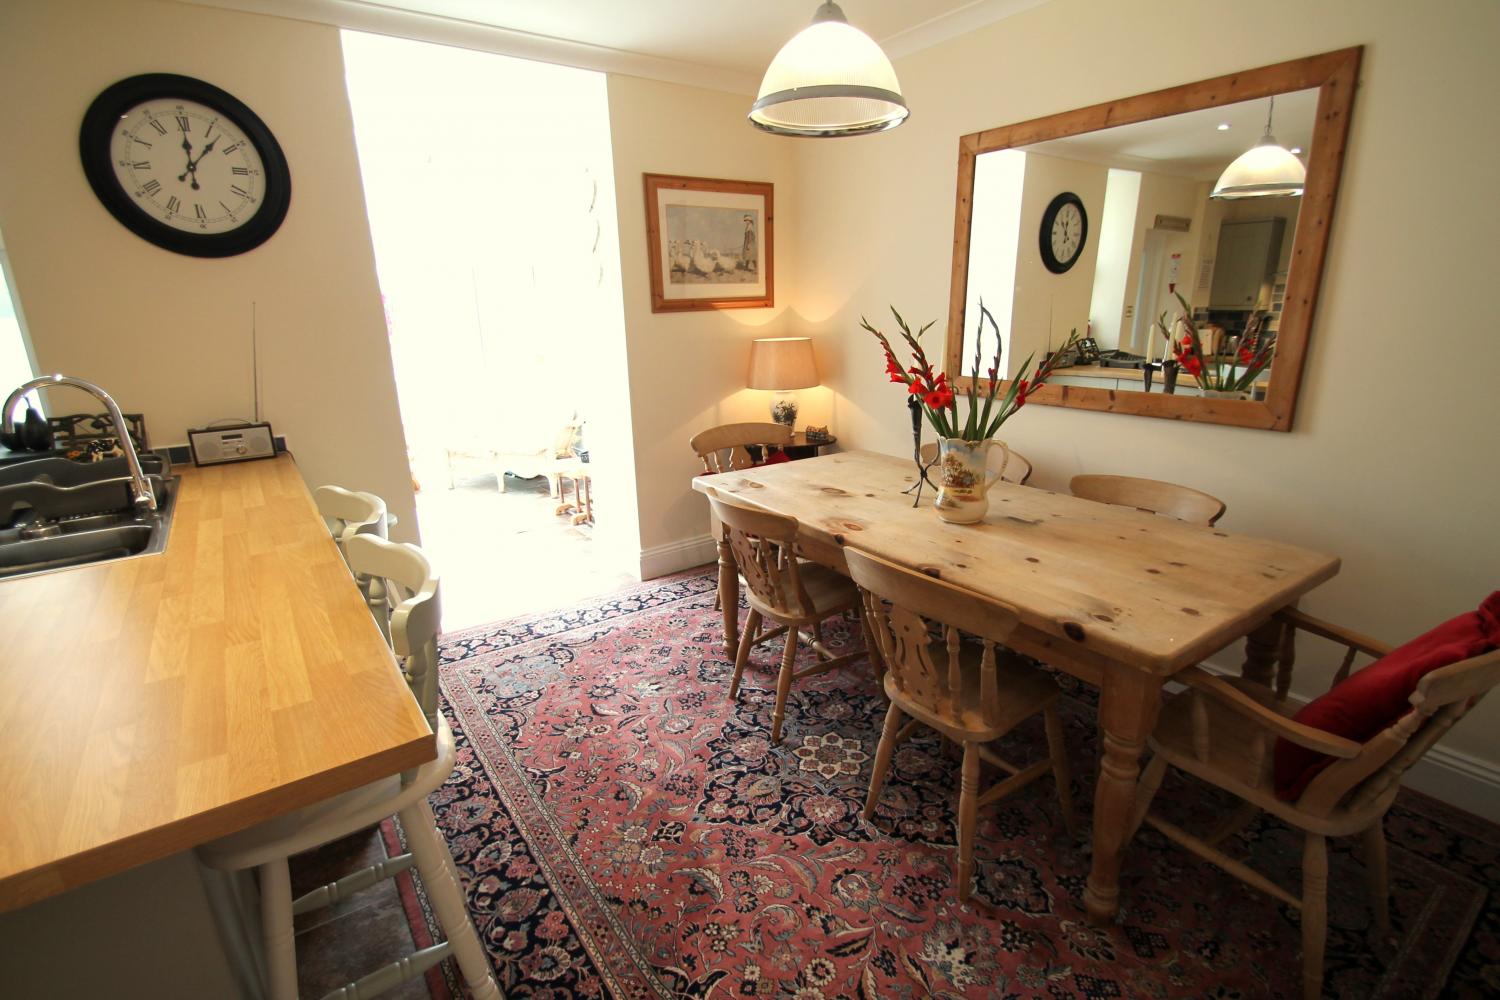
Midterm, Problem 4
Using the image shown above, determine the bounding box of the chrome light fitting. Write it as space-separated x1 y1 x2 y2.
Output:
1212 96 1306 199
749 1 908 138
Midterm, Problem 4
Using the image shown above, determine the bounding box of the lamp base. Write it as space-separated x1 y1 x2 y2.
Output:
770 392 798 429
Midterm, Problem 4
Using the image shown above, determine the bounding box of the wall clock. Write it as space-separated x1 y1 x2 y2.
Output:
79 74 291 258
1039 191 1087 274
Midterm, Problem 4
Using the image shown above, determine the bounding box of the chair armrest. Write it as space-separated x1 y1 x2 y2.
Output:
1275 607 1393 659
1178 667 1363 758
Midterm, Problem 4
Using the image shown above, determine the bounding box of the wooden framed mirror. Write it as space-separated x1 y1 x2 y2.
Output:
945 48 1360 431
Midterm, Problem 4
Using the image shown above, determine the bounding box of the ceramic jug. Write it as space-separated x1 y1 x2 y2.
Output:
933 438 1009 524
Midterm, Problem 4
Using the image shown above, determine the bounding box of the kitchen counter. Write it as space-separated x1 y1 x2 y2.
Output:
0 454 434 912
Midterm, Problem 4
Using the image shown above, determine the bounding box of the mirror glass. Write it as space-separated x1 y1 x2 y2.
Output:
958 88 1318 400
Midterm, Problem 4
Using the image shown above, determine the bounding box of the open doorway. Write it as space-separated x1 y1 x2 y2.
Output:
342 31 637 632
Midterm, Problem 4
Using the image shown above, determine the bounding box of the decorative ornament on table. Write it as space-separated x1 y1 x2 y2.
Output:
803 424 831 443
1154 292 1275 400
861 303 1079 522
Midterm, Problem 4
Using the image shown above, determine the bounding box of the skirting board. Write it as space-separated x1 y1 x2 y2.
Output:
1194 658 1500 824
639 534 718 581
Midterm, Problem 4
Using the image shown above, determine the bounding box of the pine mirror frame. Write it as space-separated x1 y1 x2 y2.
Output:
944 47 1361 432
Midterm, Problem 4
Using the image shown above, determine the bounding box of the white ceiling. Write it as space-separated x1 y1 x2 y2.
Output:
186 0 1051 93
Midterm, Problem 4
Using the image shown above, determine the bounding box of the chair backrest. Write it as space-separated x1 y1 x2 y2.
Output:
1302 647 1500 815
1069 474 1226 526
690 422 793 475
844 546 1022 730
919 441 1033 485
344 534 443 730
313 485 389 556
704 487 814 619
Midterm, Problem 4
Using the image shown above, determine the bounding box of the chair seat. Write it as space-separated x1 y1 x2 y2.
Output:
742 560 859 624
1147 678 1396 836
886 643 1060 741
199 716 456 872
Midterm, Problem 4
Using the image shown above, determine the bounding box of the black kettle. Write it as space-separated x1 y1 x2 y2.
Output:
1 404 53 452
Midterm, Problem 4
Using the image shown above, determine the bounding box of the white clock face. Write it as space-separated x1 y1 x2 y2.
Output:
1051 203 1083 263
109 98 266 235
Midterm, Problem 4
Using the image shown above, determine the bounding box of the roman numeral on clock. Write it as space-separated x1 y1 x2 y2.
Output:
231 166 249 175
230 185 250 198
194 204 206 220
175 115 190 133
166 195 180 213
141 179 161 195
221 142 242 155
148 119 168 136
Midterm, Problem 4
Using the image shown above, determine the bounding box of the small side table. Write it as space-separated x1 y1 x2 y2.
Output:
555 463 594 526
783 432 837 461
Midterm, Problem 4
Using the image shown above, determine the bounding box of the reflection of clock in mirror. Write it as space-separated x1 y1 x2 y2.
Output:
1039 191 1087 274
80 74 291 258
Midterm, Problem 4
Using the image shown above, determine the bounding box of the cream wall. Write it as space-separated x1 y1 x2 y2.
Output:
794 0 1500 777
605 75 827 564
0 0 419 538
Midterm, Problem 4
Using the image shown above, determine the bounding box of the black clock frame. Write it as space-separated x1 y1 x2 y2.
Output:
1038 191 1087 274
79 73 291 258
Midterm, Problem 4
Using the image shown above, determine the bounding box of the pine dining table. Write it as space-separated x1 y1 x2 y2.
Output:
691 449 1340 924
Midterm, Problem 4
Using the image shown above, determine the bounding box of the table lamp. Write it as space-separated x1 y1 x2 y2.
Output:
747 337 819 428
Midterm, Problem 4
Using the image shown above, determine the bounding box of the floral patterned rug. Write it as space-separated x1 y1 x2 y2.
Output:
425 569 1497 999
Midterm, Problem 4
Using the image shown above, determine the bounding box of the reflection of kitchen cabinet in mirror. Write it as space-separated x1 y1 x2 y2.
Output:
945 48 1361 431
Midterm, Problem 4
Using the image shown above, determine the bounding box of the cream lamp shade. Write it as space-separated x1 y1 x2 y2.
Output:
749 2 908 138
1212 96 1306 199
748 337 819 390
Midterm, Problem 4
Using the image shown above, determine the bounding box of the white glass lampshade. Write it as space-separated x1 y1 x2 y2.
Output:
1212 133 1306 199
749 2 908 138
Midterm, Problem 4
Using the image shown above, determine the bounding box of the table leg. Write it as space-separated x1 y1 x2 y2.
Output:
715 517 739 660
1084 669 1162 924
1240 616 1284 688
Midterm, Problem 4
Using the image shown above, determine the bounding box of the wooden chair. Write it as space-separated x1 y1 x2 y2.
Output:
1069 473 1226 526
919 441 1033 485
690 421 793 474
198 536 501 1000
705 487 866 743
845 546 1077 901
692 422 795 615
1127 609 1500 1000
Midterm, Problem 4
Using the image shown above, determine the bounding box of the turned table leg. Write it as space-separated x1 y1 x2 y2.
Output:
1240 615 1284 688
1085 668 1162 924
715 516 739 660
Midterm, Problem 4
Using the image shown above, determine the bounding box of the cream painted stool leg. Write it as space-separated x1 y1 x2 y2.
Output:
399 799 503 1000
258 857 298 1000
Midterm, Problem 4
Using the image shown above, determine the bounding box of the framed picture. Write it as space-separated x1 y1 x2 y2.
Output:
644 173 773 312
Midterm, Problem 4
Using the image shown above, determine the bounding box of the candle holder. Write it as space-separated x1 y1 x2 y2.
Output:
901 396 935 506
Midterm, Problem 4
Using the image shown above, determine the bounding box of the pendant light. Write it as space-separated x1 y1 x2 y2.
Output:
749 2 908 138
1212 96 1305 199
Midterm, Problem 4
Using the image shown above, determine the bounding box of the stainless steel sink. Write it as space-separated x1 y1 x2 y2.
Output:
0 456 178 581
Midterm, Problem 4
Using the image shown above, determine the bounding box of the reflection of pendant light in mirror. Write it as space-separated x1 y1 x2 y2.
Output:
749 2 908 138
1211 96 1306 199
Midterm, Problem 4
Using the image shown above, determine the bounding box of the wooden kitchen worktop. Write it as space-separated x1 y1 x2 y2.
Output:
0 455 434 911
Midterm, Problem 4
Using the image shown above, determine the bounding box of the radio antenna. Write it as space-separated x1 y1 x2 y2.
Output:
252 302 261 423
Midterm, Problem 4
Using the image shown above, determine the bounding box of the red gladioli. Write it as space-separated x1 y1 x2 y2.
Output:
924 386 954 409
1237 347 1255 365
908 380 926 396
1182 356 1203 377
889 370 908 384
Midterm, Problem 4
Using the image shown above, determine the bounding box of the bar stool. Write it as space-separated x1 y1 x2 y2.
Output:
313 485 397 640
197 535 501 1000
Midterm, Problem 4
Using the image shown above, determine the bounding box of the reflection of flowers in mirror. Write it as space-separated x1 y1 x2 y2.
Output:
1155 292 1274 395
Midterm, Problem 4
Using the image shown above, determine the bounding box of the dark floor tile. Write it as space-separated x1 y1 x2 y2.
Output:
289 824 394 933
295 886 434 1000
